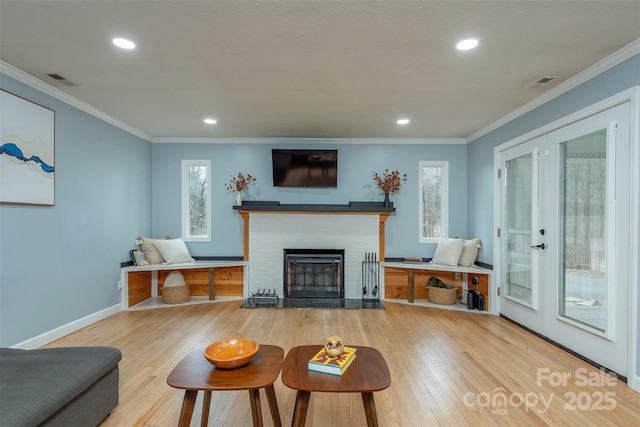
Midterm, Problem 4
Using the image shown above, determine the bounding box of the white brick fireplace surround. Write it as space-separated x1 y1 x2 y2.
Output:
246 213 382 299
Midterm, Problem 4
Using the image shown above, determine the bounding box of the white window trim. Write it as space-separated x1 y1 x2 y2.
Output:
418 161 449 243
181 159 212 242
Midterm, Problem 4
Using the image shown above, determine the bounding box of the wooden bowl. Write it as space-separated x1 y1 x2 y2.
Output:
203 338 259 369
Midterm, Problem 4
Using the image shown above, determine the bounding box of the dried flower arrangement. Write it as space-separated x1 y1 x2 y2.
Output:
372 169 407 195
225 172 256 193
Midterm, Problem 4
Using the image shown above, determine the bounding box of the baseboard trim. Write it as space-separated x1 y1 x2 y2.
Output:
11 304 122 349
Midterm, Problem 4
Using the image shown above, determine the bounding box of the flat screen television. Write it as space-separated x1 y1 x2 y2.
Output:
272 149 338 188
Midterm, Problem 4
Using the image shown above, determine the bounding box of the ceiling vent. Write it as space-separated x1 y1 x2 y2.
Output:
526 75 560 89
46 73 78 86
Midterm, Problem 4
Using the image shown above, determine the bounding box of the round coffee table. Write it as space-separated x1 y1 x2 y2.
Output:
167 345 284 427
281 345 391 427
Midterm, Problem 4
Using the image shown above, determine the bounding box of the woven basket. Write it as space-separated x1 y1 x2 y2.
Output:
427 285 457 305
162 284 190 304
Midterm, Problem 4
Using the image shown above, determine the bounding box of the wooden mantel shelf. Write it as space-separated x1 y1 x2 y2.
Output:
233 201 395 261
233 200 395 213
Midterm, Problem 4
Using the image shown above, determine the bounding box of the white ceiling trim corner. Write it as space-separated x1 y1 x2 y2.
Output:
467 38 640 144
0 60 153 142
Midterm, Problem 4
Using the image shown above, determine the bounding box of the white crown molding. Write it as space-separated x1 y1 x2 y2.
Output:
152 137 466 145
0 61 152 142
467 38 640 144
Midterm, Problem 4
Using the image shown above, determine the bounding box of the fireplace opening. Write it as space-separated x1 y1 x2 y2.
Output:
284 249 344 299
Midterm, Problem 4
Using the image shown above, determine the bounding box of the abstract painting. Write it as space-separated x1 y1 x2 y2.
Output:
1 89 55 205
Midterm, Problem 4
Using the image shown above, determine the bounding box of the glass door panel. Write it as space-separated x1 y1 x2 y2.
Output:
504 153 533 306
558 129 608 332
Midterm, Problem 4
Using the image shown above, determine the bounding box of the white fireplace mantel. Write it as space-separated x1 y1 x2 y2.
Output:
235 202 393 298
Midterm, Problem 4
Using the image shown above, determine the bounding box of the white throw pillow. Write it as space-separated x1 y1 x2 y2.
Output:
458 238 482 267
431 237 464 267
153 238 195 264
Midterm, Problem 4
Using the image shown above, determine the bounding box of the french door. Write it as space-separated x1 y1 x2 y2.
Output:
498 102 631 376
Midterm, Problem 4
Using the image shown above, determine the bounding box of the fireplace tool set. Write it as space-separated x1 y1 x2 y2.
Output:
362 252 380 301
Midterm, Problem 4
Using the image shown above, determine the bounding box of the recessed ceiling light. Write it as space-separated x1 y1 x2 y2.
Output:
204 118 217 125
112 38 136 50
456 39 478 51
397 118 410 125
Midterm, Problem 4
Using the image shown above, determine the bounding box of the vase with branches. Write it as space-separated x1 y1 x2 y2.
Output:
225 172 256 205
373 169 407 207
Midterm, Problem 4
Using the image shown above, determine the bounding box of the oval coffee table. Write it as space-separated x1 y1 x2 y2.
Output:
167 345 284 427
281 345 391 427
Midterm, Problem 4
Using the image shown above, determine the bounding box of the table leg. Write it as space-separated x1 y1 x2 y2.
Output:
361 392 379 427
178 390 198 427
249 388 263 427
291 390 310 427
201 391 212 427
264 384 282 427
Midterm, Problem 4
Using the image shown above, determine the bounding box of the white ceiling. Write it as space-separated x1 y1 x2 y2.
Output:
1 1 639 141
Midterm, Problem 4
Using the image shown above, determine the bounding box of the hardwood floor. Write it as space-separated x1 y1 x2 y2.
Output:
43 300 640 426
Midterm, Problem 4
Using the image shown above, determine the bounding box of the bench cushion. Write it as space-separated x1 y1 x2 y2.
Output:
0 346 122 427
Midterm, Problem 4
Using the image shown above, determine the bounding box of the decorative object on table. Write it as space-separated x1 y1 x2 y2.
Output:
323 335 344 357
161 271 190 304
225 172 256 206
403 257 423 264
1 89 55 206
204 338 260 369
426 276 457 305
372 169 407 207
308 345 357 376
130 249 149 266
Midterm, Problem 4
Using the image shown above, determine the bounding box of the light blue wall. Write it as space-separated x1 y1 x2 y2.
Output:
151 142 468 259
467 54 640 265
0 74 152 347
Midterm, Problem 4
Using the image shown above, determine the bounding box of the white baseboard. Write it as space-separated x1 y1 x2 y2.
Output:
629 375 640 394
11 304 122 349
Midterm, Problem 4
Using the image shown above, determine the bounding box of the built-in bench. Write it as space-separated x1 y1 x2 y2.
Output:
381 261 493 312
120 260 247 310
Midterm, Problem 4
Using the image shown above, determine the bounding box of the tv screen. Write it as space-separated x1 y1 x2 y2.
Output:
272 149 338 188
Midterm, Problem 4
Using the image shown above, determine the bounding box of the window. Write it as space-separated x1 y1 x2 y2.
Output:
181 160 211 242
419 161 448 243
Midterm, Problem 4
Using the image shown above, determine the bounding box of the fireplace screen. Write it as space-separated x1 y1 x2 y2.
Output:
284 249 344 298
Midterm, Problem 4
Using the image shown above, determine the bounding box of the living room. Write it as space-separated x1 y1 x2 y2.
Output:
1 2 640 425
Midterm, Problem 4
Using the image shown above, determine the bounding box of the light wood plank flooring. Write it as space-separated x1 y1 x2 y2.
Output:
43 300 640 426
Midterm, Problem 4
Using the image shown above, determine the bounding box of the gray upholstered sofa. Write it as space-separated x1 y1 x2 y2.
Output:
0 346 122 427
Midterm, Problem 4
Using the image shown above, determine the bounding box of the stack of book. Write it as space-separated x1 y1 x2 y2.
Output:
307 346 357 376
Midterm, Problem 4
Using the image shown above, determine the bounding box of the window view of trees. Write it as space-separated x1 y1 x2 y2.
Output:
188 165 208 237
560 129 607 330
419 161 447 242
561 130 607 272
181 160 211 241
505 154 533 304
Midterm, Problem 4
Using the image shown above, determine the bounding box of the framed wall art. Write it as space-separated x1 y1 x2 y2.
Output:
1 89 55 206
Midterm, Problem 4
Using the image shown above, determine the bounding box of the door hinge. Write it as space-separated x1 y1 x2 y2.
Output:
497 228 501 237
497 286 501 296
497 168 501 178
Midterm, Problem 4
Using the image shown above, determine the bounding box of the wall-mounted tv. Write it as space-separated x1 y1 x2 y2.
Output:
272 149 338 188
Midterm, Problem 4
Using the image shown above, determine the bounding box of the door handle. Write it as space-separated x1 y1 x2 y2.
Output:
531 243 546 250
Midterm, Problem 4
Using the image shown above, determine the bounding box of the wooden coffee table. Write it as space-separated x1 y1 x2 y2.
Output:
167 345 284 427
281 345 391 427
